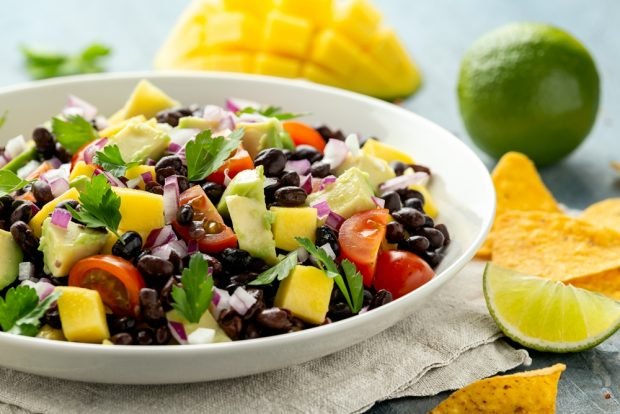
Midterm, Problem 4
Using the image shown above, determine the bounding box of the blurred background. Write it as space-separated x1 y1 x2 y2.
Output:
0 0 618 208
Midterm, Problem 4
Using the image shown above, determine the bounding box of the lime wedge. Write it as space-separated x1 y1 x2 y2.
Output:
483 263 620 352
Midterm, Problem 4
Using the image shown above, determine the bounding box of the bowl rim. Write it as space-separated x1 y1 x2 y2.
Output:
0 71 496 354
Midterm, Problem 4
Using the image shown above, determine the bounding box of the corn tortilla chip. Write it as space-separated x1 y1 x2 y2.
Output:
430 364 566 413
476 152 561 259
568 268 620 300
492 211 620 282
580 198 620 233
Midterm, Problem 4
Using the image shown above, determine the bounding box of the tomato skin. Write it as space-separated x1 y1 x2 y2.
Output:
173 186 238 253
283 121 326 152
207 147 253 185
70 142 90 170
69 255 146 317
373 250 434 299
338 209 390 287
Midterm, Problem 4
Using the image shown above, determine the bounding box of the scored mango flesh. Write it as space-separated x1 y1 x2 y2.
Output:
154 0 421 100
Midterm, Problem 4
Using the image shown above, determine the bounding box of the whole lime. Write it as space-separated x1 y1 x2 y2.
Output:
457 23 600 166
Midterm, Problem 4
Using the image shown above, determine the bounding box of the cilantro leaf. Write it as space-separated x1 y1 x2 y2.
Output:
21 43 111 80
93 145 138 177
67 174 122 238
0 110 7 129
185 128 245 182
171 253 214 323
238 106 305 121
249 251 298 286
0 286 61 336
341 259 364 313
0 170 32 197
51 115 98 154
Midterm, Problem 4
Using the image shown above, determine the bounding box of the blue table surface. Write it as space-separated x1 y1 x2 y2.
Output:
0 1 618 413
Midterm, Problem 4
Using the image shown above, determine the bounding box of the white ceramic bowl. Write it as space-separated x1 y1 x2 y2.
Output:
0 72 494 384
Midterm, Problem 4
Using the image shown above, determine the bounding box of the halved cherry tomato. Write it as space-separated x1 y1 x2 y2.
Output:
373 250 434 299
338 209 390 287
25 160 54 180
207 147 254 185
173 185 238 253
283 121 326 152
69 255 146 317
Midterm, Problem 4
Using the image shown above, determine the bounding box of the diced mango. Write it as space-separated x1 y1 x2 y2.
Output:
254 54 301 78
277 0 333 27
301 63 346 89
410 184 438 218
56 287 110 343
112 187 165 234
263 11 313 58
30 187 80 238
36 325 66 341
167 309 231 343
109 80 179 124
362 139 415 164
99 115 146 138
222 0 273 15
275 265 333 325
205 12 261 51
270 207 318 251
69 161 96 181
370 27 417 74
204 52 255 72
333 0 382 47
125 165 156 190
311 30 365 76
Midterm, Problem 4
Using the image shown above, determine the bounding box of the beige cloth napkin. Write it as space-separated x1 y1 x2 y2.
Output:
0 261 529 414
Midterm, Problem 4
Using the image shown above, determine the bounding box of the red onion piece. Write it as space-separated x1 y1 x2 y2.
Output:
187 240 199 255
64 95 98 120
322 139 348 169
51 208 72 229
319 175 337 191
372 196 385 208
168 142 182 154
83 138 108 165
98 171 126 188
325 211 345 231
229 287 257 316
299 174 313 194
168 320 188 345
5 135 27 160
311 177 323 193
295 246 309 263
226 98 260 113
47 157 62 169
146 158 156 166
379 172 430 193
187 328 216 345
223 169 233 187
21 279 56 301
285 159 311 176
126 176 143 189
163 176 180 224
145 225 177 249
18 262 35 281
48 178 70 198
213 287 231 319
311 200 331 218
141 171 153 183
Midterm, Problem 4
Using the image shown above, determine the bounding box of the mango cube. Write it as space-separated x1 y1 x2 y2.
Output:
277 0 333 27
205 12 261 51
222 0 273 16
275 265 333 324
362 139 415 164
301 63 345 89
112 187 165 234
69 161 96 181
263 12 313 58
56 287 110 343
205 52 255 72
30 188 80 238
110 80 179 124
270 206 318 251
125 165 156 190
333 0 381 47
311 30 365 76
255 54 301 78
410 184 438 218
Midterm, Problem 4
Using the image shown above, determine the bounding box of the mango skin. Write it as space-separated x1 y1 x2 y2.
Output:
56 287 110 343
275 265 333 325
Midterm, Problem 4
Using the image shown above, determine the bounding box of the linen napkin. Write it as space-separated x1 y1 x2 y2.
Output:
0 261 529 414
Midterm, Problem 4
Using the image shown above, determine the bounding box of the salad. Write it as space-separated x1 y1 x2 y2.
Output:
0 80 450 346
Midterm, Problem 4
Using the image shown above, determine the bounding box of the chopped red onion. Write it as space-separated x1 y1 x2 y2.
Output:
21 279 56 301
319 243 336 260
17 160 40 179
295 246 309 263
47 157 62 169
187 240 199 255
187 328 216 345
229 287 257 316
41 168 66 183
99 171 126 187
311 177 323 193
322 139 348 169
83 138 108 164
168 142 182 154
379 172 430 193
299 174 313 194
372 196 385 208
311 200 331 218
48 178 70 197
285 159 311 175
169 128 199 146
51 208 72 229
64 95 98 120
145 225 177 249
29 203 40 216
226 98 260 113
169 239 189 258
141 171 153 183
163 176 180 224
223 169 233 187
146 158 156 166
345 134 361 157
319 175 337 191
5 135 27 160
126 176 143 189
236 113 267 123
325 211 345 231
18 262 35 281
168 320 188 345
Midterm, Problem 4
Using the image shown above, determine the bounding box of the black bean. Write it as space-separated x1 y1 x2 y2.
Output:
363 290 374 307
202 182 225 204
405 235 430 253
315 125 346 142
111 231 143 260
423 215 434 228
110 333 134 345
137 255 174 279
381 191 402 213
244 322 262 339
32 181 54 204
422 251 443 268
410 164 432 175
140 288 165 326
145 181 164 195
391 161 408 176
419 228 445 250
218 309 243 340
0 195 13 217
385 221 405 243
55 143 72 163
176 175 189 192
10 221 39 257
10 202 33 224
243 288 265 320
397 188 425 204
248 257 268 273
279 171 300 187
108 316 136 335
32 127 55 157
203 254 223 276
274 186 306 206
316 226 340 257
220 248 252 273
160 277 179 311
176 204 194 226
154 325 171 345
156 166 177 185
329 302 353 321
155 155 183 173
256 308 293 331
291 145 322 163
369 290 392 310
392 207 425 229
254 148 287 177
135 330 154 345
264 180 282 204
435 224 450 246
310 161 331 178
44 308 62 330
404 197 424 211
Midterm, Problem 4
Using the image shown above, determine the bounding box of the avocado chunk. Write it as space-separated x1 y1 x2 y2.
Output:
335 153 395 191
177 116 219 131
306 167 376 219
106 118 170 163
2 145 37 173
38 217 108 277
69 175 90 192
0 229 23 289
217 166 266 216
236 118 294 159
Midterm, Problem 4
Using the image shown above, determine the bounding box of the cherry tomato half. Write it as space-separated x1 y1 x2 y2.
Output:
373 250 434 299
207 147 254 185
283 121 326 152
338 208 389 287
69 255 146 316
173 185 238 253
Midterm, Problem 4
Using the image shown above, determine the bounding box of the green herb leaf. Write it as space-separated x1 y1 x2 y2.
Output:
67 174 122 238
0 170 32 197
342 259 364 313
0 286 61 336
51 115 98 154
238 106 305 121
185 128 245 182
249 251 298 286
21 43 111 80
93 145 138 177
0 110 7 129
171 253 214 323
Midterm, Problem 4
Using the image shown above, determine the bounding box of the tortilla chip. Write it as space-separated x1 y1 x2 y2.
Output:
492 211 620 282
476 237 493 260
430 364 566 413
476 152 561 259
568 268 620 300
580 198 620 233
